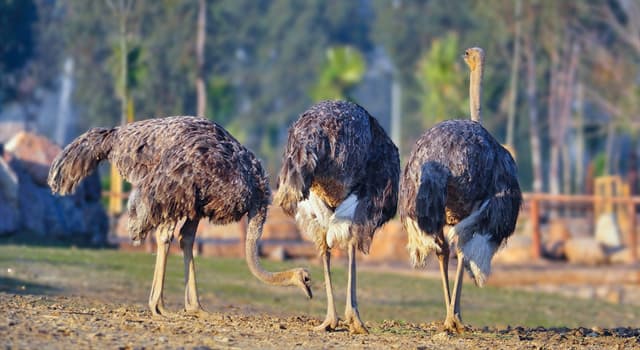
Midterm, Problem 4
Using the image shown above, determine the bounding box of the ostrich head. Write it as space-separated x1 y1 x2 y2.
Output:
463 47 485 72
463 47 485 123
288 267 313 299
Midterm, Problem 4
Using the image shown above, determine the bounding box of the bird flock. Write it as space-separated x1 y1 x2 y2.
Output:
48 47 521 334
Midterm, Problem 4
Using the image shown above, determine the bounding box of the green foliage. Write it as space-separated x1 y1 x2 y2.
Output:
108 42 148 100
206 77 235 124
593 152 608 177
2 0 638 192
0 0 37 102
416 33 467 127
311 45 366 102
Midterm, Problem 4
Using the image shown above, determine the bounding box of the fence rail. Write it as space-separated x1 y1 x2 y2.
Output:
524 192 638 263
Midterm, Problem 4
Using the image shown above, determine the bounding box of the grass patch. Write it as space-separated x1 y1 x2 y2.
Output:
0 244 637 328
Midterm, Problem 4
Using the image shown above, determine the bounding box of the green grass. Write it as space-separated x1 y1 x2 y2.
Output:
0 244 637 328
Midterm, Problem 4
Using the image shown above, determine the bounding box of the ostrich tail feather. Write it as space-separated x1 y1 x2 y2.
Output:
47 127 116 195
448 200 496 287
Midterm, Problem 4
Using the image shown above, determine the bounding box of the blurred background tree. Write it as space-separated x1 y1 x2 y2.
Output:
311 45 366 102
0 0 638 194
415 33 466 128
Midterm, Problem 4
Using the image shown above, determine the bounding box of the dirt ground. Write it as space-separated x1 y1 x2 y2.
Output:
1 290 638 350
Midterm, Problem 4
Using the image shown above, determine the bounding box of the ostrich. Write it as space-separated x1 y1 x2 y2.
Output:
47 116 312 316
274 100 399 334
399 47 522 332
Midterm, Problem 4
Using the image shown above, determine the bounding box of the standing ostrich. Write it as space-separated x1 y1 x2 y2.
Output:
48 116 312 316
275 100 399 334
399 48 522 332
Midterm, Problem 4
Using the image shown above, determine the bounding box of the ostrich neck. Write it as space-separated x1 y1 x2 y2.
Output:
469 64 483 123
245 208 295 286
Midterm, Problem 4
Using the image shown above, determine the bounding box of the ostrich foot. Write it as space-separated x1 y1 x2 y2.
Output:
150 302 169 317
185 305 208 317
443 314 466 333
313 315 339 332
345 310 368 334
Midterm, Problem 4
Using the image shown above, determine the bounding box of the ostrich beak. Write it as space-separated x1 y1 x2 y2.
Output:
302 277 313 299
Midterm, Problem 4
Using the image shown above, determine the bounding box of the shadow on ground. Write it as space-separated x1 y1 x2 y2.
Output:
0 276 60 295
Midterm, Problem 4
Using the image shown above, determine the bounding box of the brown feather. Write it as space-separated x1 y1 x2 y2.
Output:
48 116 270 242
275 100 399 254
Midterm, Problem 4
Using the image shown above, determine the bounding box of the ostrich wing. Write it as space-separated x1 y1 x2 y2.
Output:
351 116 400 253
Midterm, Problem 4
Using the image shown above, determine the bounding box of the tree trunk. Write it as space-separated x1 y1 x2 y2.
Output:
562 144 572 194
391 76 402 156
196 0 207 118
524 35 543 193
506 0 522 148
631 138 639 195
575 81 586 193
605 122 615 175
547 41 560 195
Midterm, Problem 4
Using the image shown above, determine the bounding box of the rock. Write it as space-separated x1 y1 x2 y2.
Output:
0 156 18 205
268 245 288 261
4 131 61 186
0 194 19 235
262 206 300 240
17 174 48 235
197 220 242 240
543 219 571 260
364 220 407 262
0 157 19 235
548 219 571 242
608 246 638 264
565 237 607 265
493 234 533 264
594 213 622 249
0 131 108 245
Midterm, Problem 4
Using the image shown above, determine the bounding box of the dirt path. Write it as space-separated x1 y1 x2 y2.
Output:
2 291 639 349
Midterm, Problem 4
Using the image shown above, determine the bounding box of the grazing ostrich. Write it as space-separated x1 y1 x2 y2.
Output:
399 48 522 332
48 116 312 316
275 100 399 334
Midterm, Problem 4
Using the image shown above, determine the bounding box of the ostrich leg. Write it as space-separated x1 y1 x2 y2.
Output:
314 249 338 331
436 249 452 312
444 250 465 333
436 231 452 312
344 242 368 334
149 224 173 316
179 218 205 314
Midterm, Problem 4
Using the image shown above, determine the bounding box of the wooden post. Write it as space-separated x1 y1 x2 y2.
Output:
108 166 123 215
530 197 541 259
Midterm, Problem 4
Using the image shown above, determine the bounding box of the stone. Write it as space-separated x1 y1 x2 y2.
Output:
0 156 18 205
594 213 622 249
607 246 639 264
364 220 408 262
268 246 288 261
0 157 19 235
262 206 301 240
543 219 572 260
0 195 19 235
0 131 108 245
493 234 533 264
565 237 607 265
4 131 61 186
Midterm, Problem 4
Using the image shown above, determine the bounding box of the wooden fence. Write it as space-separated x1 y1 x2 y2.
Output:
524 192 639 263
